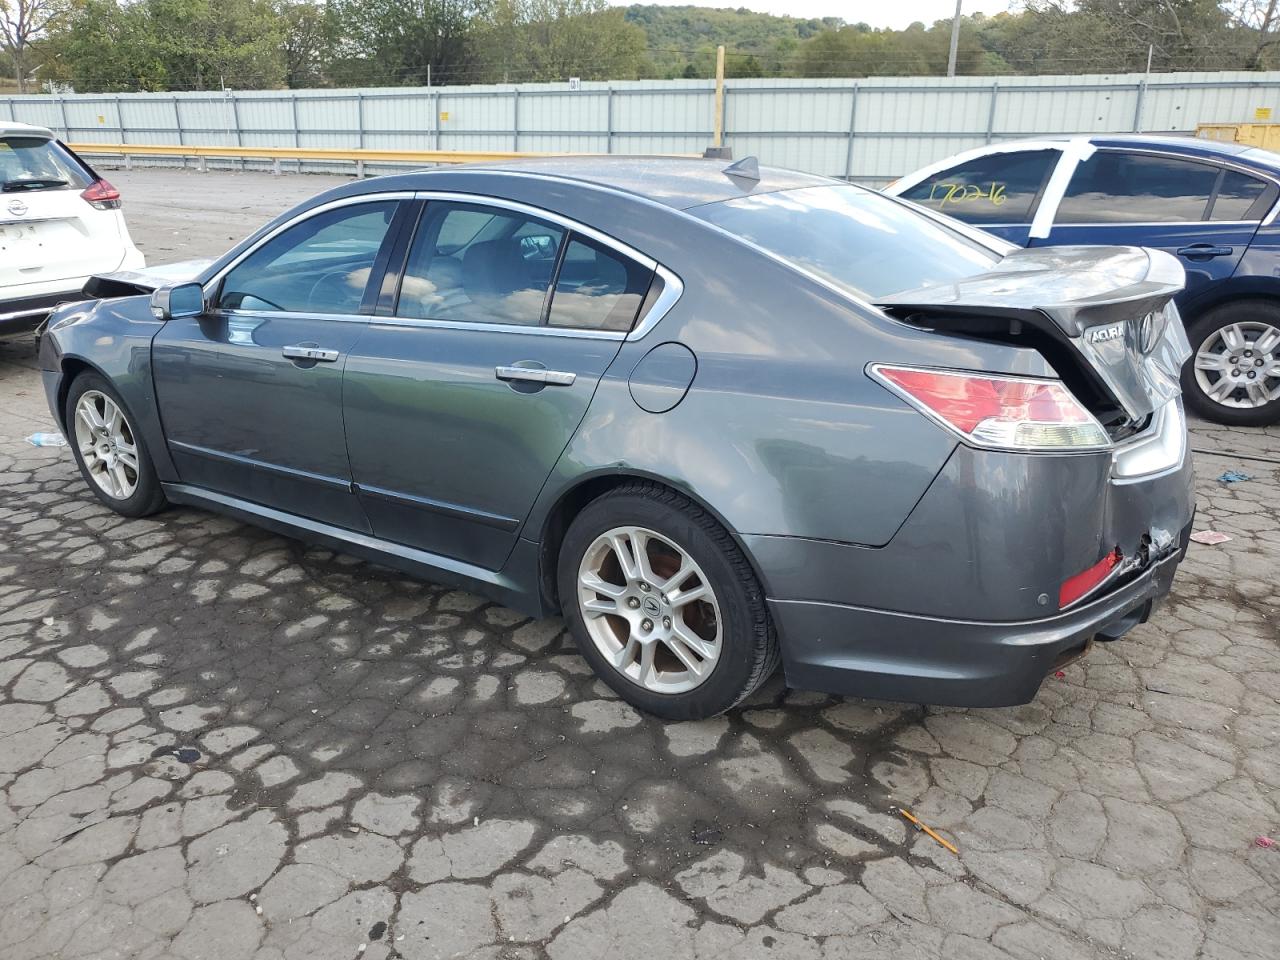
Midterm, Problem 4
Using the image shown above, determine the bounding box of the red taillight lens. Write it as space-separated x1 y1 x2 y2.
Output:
1059 548 1122 608
870 365 1110 451
81 178 121 210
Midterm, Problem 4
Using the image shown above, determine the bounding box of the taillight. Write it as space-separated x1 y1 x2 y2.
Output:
869 364 1110 451
81 178 121 210
1059 548 1122 608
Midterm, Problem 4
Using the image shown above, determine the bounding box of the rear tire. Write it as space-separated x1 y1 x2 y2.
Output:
65 372 168 518
557 482 779 720
1182 301 1280 426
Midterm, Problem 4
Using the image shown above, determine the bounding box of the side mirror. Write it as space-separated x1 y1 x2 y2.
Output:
150 282 205 321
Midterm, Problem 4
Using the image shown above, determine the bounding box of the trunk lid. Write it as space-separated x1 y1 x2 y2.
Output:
875 245 1191 423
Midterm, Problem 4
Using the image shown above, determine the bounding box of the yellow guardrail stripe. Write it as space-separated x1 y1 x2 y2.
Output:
66 143 565 164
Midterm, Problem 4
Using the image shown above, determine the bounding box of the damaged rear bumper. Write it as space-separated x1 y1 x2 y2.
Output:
768 525 1189 707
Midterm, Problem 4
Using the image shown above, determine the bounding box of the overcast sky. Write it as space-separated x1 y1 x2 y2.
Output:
612 1 1017 31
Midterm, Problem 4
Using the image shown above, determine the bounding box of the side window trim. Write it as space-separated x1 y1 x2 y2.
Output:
539 228 572 326
362 199 421 315
204 192 417 319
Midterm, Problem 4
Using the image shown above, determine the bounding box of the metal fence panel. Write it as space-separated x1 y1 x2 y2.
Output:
4 72 1279 181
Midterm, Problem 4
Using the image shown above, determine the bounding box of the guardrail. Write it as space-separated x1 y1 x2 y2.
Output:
65 142 570 176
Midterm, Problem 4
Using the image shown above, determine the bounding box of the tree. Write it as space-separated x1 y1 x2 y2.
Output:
43 0 284 91
472 1 648 83
328 0 476 86
276 0 335 88
1 0 72 91
1222 0 1280 66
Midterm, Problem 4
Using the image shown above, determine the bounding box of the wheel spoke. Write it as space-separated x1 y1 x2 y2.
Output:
636 640 656 686
668 581 709 608
1244 380 1269 406
111 463 131 497
1254 326 1280 355
1208 376 1237 401
582 596 617 618
629 528 658 584
672 621 717 661
76 403 104 435
580 570 626 599
608 532 640 582
1194 351 1227 371
117 448 139 472
612 634 639 671
662 634 705 676
104 401 123 438
1220 324 1246 352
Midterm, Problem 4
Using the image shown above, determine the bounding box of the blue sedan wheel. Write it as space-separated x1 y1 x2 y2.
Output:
1185 303 1280 426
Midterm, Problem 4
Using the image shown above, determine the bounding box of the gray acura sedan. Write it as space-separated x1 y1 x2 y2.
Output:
39 157 1195 720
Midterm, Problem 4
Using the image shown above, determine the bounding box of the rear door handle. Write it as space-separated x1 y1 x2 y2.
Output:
495 365 576 386
282 344 340 363
1176 244 1234 259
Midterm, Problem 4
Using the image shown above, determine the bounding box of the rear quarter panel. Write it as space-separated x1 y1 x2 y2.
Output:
503 186 1061 548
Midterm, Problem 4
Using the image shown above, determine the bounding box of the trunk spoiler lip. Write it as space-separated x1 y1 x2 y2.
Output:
873 245 1184 338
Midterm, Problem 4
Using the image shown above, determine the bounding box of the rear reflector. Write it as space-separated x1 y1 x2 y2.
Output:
1059 548 1122 608
81 178 121 210
870 364 1110 451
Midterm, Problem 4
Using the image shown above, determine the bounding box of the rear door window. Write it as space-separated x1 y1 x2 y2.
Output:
1056 151 1219 223
1208 169 1272 221
547 236 653 332
0 137 92 192
899 150 1057 224
396 201 565 326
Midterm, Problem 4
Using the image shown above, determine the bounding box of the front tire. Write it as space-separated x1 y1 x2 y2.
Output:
557 483 779 720
65 372 168 517
1182 301 1280 426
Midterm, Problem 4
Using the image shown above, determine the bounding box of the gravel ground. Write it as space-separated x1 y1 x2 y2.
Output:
0 169 1278 960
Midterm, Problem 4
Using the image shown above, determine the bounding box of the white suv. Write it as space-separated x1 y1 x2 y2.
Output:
1 121 144 339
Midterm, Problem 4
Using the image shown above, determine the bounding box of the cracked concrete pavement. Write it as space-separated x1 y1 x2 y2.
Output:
1 169 1278 960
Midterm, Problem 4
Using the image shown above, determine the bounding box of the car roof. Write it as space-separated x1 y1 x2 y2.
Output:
1 120 55 140
414 156 838 210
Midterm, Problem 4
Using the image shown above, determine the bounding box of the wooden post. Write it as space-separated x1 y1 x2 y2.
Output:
713 45 726 148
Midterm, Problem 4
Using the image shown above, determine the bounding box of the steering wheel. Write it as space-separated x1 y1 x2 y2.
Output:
308 269 363 313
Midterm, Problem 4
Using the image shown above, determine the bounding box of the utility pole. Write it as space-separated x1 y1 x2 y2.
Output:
713 45 726 148
947 0 963 77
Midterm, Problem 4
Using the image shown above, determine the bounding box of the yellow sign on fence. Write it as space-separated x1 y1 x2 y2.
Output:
1256 107 1272 121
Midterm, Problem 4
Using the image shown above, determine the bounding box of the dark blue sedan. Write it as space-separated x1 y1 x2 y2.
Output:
888 134 1280 425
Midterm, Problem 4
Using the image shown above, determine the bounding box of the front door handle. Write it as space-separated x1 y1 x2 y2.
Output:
495 365 576 386
282 344 340 363
1176 244 1234 259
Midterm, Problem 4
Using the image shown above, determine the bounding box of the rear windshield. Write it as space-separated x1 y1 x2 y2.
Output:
691 184 1003 300
0 136 92 192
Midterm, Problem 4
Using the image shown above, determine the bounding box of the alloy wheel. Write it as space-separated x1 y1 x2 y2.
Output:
73 390 140 500
576 525 722 694
1193 320 1280 409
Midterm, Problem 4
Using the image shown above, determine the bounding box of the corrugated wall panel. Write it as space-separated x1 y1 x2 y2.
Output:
4 73 1280 180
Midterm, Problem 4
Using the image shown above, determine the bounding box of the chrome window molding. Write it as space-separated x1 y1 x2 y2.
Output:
369 314 625 341
202 187 685 342
202 191 419 296
409 190 659 272
1050 219 1260 228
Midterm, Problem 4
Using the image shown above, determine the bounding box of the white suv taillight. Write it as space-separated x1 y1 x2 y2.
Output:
81 178 121 210
870 364 1110 451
